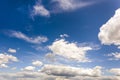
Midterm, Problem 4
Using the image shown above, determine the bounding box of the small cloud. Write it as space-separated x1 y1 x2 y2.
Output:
0 64 8 68
8 48 16 53
22 66 35 71
6 30 48 44
60 34 69 38
32 60 43 67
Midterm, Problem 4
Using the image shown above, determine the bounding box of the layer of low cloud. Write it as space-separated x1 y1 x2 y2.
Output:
7 31 48 44
0 65 120 80
98 8 120 48
41 64 102 77
48 39 92 62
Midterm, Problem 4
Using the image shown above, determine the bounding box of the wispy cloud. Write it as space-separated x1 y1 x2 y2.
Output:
50 0 94 13
31 0 95 17
31 4 50 17
7 31 48 44
31 0 50 17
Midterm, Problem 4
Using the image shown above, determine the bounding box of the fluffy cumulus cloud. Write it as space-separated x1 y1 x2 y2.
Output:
7 31 48 44
0 53 18 68
98 8 120 48
32 60 43 67
51 0 94 13
48 39 92 62
8 48 16 53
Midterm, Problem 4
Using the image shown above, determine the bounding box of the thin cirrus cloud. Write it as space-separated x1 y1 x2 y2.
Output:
7 31 48 44
31 0 95 17
98 8 120 48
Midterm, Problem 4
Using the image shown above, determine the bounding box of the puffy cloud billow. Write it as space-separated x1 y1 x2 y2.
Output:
48 39 92 62
98 8 120 48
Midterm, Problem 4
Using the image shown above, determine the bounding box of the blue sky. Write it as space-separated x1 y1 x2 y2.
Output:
0 0 120 80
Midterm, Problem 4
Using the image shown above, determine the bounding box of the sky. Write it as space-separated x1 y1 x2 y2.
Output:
0 0 120 80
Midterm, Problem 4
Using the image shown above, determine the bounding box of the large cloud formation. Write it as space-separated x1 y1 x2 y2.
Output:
98 8 120 48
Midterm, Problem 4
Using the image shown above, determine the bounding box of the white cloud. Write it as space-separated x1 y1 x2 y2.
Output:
8 48 16 53
32 60 43 67
0 64 8 68
8 31 48 44
32 4 50 17
98 8 120 48
107 52 120 60
22 66 35 71
109 68 120 76
0 53 18 65
48 39 92 62
52 0 94 12
41 64 102 77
